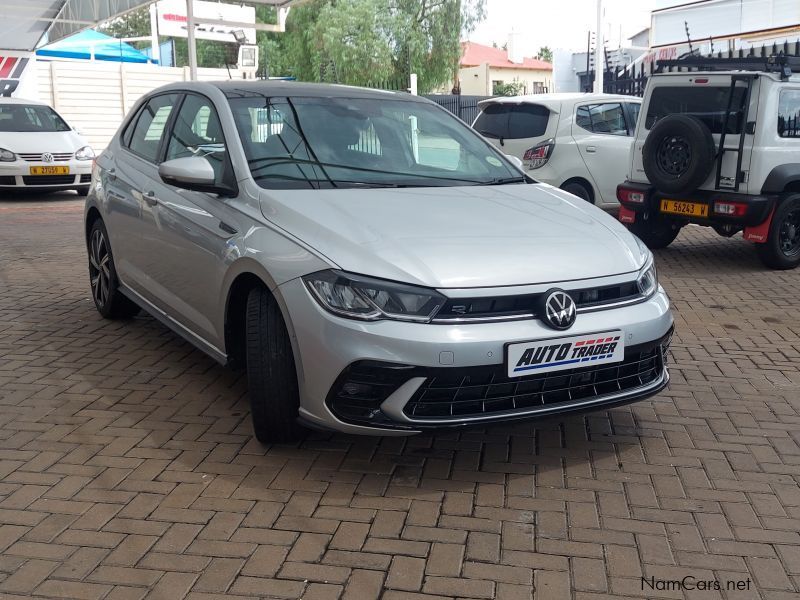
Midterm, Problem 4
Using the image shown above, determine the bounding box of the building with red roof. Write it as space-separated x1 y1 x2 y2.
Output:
454 41 553 96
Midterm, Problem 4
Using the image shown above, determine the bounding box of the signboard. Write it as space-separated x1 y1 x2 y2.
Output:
0 51 36 98
156 0 257 44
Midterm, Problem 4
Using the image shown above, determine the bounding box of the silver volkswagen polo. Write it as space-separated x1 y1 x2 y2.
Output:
84 82 673 442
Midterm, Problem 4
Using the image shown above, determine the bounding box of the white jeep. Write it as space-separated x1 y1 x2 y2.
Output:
617 55 800 269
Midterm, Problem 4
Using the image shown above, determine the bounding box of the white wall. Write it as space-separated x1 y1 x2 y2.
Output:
36 60 245 151
652 0 800 47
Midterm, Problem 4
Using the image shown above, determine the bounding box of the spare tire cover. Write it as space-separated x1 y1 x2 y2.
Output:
642 114 716 195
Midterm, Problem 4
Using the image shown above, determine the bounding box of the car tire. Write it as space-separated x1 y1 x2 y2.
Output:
642 115 715 195
76 186 90 197
561 181 593 203
245 287 304 443
88 219 141 319
756 195 800 270
627 214 682 249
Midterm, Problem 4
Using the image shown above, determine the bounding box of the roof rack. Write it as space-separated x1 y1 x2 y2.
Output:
656 53 800 79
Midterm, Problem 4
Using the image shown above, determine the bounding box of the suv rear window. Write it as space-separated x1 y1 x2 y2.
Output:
474 103 550 140
645 86 747 134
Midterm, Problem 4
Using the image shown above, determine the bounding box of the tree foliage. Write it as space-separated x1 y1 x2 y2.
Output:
536 46 553 63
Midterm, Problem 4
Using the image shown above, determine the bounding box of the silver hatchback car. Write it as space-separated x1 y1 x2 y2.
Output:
84 82 673 441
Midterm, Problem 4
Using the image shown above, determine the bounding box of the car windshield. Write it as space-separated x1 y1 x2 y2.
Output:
0 104 70 132
227 95 522 189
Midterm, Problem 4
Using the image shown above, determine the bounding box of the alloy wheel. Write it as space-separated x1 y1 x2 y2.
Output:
779 207 800 257
89 228 111 308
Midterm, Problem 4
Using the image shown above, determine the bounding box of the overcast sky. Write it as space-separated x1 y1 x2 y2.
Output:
469 0 655 54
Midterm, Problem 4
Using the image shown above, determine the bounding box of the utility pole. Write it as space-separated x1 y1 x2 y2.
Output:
594 0 603 93
186 0 198 80
149 3 160 65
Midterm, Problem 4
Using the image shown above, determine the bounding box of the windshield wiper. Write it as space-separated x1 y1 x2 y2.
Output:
482 176 528 185
248 157 486 185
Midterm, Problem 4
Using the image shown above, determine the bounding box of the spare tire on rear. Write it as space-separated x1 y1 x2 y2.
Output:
642 114 716 195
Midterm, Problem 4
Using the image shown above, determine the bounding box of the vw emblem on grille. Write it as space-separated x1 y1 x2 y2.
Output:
541 289 577 330
41 152 54 163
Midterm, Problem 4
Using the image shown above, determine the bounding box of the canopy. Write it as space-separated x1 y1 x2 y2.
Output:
36 29 155 63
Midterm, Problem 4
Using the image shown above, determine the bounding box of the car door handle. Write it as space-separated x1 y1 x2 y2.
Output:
143 191 159 207
107 168 116 180
585 146 597 153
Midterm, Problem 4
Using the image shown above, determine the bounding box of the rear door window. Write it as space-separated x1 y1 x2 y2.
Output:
127 94 179 162
576 103 628 135
474 103 550 140
645 86 747 134
777 90 800 138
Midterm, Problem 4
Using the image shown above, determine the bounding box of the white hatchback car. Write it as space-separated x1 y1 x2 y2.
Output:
473 93 641 207
0 98 94 195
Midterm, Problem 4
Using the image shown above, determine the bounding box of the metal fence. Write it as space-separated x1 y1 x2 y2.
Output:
605 39 800 98
423 95 493 124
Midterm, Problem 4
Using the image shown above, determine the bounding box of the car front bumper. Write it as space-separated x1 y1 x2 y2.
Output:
0 159 92 189
278 277 674 436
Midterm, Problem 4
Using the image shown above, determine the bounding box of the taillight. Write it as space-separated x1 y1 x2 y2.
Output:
617 187 646 204
713 201 748 217
522 139 554 169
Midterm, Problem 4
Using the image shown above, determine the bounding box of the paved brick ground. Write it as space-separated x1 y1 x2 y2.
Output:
1 193 799 600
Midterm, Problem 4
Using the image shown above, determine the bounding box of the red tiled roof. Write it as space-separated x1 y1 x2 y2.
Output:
461 41 553 71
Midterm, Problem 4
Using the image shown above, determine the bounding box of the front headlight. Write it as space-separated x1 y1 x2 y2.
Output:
303 270 445 322
637 253 658 298
75 146 95 161
0 148 16 162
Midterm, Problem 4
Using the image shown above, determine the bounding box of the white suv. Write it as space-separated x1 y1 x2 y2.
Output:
473 93 641 207
617 55 800 269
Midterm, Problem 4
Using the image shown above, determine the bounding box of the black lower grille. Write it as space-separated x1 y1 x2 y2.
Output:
404 346 664 419
22 175 76 185
80 174 91 183
0 176 15 185
326 361 416 426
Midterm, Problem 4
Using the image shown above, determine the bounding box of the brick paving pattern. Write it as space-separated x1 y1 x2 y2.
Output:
0 194 799 599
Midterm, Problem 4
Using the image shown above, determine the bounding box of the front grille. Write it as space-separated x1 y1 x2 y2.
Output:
403 346 664 419
433 281 641 322
18 152 73 162
22 175 76 185
80 174 91 183
0 176 15 185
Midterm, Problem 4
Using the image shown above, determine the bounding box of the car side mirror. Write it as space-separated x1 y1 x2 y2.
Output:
505 154 524 170
159 156 231 195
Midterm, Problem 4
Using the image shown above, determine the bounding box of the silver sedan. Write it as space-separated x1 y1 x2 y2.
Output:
84 81 673 441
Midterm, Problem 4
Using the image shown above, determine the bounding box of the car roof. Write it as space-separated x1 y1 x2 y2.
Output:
209 80 426 102
649 70 800 83
479 92 640 109
0 97 48 106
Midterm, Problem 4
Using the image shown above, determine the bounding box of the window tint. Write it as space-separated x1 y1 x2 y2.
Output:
165 94 231 187
473 103 508 139
576 103 627 135
474 103 550 140
507 104 550 139
645 86 747 134
778 90 800 138
127 94 178 162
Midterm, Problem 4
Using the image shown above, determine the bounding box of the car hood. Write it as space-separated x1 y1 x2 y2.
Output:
259 183 644 288
0 130 87 154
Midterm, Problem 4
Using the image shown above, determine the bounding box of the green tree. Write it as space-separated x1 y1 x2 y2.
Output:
536 46 553 63
493 79 524 96
268 0 486 93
